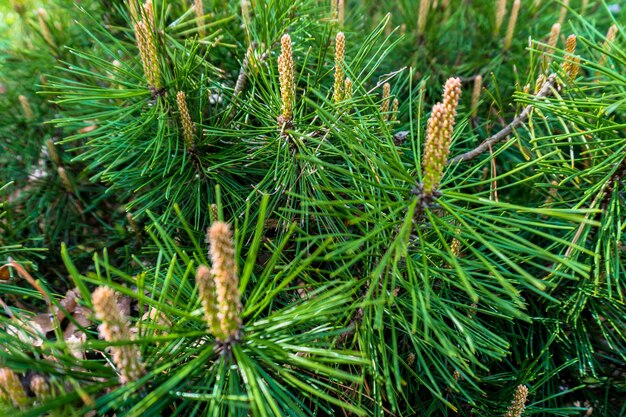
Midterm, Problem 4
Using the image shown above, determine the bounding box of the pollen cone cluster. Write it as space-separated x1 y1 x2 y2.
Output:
196 221 242 343
343 78 353 100
381 82 391 118
561 34 580 80
494 0 506 35
278 34 295 123
133 0 161 90
176 91 195 147
504 385 529 417
194 0 205 38
333 32 345 103
598 24 618 68
504 0 521 50
18 95 33 119
92 286 145 384
421 77 462 196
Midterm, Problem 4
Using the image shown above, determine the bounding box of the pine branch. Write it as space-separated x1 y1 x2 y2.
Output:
449 73 558 164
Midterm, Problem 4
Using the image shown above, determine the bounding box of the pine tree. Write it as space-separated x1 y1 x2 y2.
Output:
1 1 624 416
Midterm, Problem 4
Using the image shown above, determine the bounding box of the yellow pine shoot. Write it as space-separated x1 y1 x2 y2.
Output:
391 98 399 123
92 287 145 384
37 8 55 48
338 0 344 27
128 0 140 22
194 0 205 38
57 167 74 194
598 24 618 68
418 0 430 35
333 32 346 103
343 78 353 101
278 34 295 123
208 222 242 342
558 0 569 26
504 0 520 50
176 91 195 147
196 264 220 336
422 77 461 196
381 82 391 120
547 23 561 51
18 95 33 119
471 74 482 118
494 0 507 35
504 385 529 417
561 34 579 80
141 0 156 33
133 1 161 90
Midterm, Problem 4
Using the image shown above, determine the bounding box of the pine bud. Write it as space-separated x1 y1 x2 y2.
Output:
534 73 546 94
278 34 295 123
333 32 345 104
127 212 141 235
37 8 55 48
241 0 251 29
443 76 462 119
343 78 353 101
196 264 220 335
141 0 156 33
598 24 618 68
422 77 461 196
208 222 242 342
194 0 205 38
605 24 618 45
504 0 520 50
407 352 415 366
128 0 140 22
547 23 561 51
92 286 145 384
564 34 577 55
418 0 430 35
57 167 74 194
381 82 391 119
569 56 581 79
391 99 399 123
30 375 51 400
451 237 461 258
471 74 482 118
134 3 161 91
558 0 569 26
561 34 579 80
337 0 344 27
0 368 28 409
46 139 61 166
494 0 506 35
18 95 33 119
176 91 195 147
209 203 219 223
504 385 529 417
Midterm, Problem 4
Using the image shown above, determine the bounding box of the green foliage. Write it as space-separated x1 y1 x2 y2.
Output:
1 0 625 416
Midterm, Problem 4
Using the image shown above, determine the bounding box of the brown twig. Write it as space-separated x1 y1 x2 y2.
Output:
225 44 269 123
448 73 558 165
1 261 51 307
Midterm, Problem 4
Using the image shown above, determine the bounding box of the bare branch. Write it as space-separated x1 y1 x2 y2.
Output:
448 73 558 165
